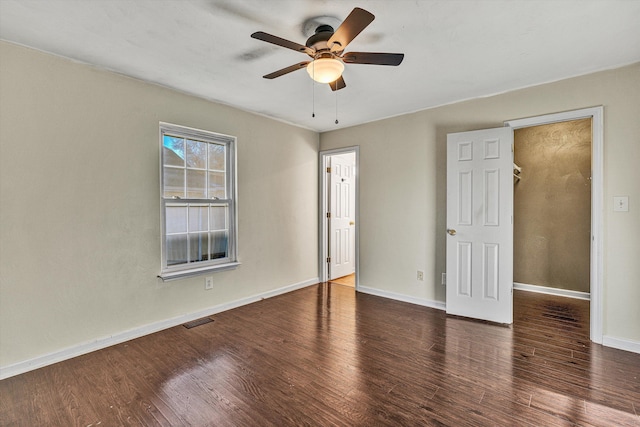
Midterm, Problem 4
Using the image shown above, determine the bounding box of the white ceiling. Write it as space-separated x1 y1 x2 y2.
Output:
1 0 639 132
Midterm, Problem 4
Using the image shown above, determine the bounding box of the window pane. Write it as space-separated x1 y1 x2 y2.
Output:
208 171 226 199
189 233 209 262
186 139 207 169
163 136 185 167
209 143 226 171
166 234 187 266
166 205 188 234
186 170 206 198
210 230 228 259
189 206 208 232
163 168 185 198
210 206 226 230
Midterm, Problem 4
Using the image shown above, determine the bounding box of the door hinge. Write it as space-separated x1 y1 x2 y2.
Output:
327 257 331 263
326 212 331 218
326 167 331 173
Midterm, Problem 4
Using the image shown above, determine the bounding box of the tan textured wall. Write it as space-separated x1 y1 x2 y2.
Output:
513 119 592 292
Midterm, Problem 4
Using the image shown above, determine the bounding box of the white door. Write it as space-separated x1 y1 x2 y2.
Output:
329 153 356 279
446 127 514 324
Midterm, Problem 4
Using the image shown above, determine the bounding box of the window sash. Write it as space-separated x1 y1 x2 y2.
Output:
162 201 232 266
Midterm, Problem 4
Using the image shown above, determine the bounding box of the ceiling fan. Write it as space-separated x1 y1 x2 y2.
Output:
251 7 404 91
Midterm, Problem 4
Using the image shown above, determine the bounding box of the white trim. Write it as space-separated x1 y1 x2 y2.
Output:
358 286 446 311
602 336 640 355
318 146 360 290
319 154 330 282
0 277 319 380
513 282 590 300
505 106 604 344
159 262 241 281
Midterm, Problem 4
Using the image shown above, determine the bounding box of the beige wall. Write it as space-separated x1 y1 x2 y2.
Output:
0 42 319 368
320 62 640 344
514 119 592 293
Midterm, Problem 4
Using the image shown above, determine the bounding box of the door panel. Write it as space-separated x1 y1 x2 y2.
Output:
446 127 514 324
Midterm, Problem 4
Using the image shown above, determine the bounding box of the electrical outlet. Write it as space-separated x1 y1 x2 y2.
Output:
205 276 213 290
417 270 424 281
442 273 446 285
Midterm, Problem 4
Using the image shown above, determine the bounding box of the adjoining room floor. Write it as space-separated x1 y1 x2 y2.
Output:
329 273 355 287
1 286 638 426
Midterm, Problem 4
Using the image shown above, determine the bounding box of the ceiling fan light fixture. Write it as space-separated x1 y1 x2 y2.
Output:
306 57 344 84
252 7 403 92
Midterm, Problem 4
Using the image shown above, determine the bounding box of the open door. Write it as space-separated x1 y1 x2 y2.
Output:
446 127 514 324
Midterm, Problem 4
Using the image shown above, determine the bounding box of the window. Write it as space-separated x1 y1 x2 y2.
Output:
159 123 238 279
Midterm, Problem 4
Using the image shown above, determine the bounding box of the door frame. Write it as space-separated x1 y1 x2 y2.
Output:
505 106 603 344
319 146 360 289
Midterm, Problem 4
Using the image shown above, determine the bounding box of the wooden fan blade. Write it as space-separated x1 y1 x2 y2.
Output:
251 31 314 56
263 62 310 79
328 7 375 53
342 52 404 66
329 76 346 91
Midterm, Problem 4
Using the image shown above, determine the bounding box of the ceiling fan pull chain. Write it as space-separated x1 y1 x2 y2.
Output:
312 82 315 118
312 62 316 118
335 89 339 125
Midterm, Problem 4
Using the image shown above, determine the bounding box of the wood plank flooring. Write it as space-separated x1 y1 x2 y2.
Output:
1 285 639 426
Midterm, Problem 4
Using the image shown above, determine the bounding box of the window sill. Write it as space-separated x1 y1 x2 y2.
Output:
158 262 241 281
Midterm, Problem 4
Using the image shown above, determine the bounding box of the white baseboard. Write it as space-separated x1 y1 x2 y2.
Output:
358 286 446 311
0 277 319 380
513 282 590 300
602 335 640 355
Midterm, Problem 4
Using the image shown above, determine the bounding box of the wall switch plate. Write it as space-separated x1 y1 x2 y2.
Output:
417 270 424 281
205 276 213 290
442 273 446 285
613 196 629 212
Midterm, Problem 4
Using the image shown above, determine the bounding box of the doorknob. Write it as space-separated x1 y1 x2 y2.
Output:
349 221 355 225
447 229 457 236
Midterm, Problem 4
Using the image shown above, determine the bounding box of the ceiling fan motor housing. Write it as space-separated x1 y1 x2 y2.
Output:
305 25 336 53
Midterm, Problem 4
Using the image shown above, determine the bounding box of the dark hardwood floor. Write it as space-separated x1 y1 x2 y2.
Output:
1 285 639 426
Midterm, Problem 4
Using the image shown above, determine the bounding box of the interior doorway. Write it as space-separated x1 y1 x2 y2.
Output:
513 118 592 300
319 147 359 289
506 106 603 344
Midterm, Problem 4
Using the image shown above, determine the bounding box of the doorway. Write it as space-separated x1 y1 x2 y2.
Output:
513 118 592 300
319 147 359 289
506 106 603 344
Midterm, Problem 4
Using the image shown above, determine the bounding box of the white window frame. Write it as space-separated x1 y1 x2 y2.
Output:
159 122 239 280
